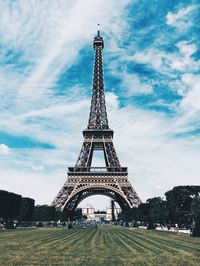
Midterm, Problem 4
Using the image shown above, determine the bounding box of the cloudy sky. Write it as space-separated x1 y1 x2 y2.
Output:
0 0 199 209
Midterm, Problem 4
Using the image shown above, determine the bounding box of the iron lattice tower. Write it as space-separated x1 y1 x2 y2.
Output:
52 30 141 214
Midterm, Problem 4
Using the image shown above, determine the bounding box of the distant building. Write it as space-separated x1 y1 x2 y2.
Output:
82 204 95 220
82 203 121 221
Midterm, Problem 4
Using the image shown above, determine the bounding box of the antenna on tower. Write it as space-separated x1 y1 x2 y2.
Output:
97 23 100 36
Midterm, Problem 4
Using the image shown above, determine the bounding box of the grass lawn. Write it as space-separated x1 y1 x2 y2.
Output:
0 226 200 265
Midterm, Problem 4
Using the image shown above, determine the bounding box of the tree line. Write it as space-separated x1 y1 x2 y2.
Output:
1 186 200 236
0 190 34 228
120 186 200 236
0 190 82 228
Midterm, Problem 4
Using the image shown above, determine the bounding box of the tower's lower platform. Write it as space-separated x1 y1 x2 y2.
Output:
52 167 141 212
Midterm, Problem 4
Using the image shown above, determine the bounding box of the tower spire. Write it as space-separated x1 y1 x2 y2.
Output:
88 28 107 130
97 23 100 36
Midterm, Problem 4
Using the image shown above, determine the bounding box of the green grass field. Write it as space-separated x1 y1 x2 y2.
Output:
0 226 200 266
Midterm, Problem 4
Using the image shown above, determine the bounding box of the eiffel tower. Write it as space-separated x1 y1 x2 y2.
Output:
52 29 141 215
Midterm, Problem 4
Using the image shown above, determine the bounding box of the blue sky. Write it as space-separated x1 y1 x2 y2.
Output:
0 0 200 209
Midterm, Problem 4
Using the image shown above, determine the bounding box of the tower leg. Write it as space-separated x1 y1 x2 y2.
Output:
111 200 115 222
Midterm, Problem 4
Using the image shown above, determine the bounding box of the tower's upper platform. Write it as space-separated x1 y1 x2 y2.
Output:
93 30 104 49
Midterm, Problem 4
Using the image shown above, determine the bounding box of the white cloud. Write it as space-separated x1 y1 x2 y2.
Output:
121 73 153 95
166 5 198 28
32 165 44 171
128 49 169 74
107 62 153 95
170 41 199 71
17 99 89 120
132 50 163 70
106 92 120 109
180 74 200 112
0 144 10 155
177 41 197 57
131 43 199 74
